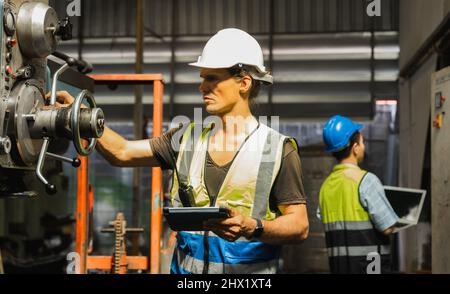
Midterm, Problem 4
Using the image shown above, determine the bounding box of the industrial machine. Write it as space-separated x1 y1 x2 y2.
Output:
0 0 104 197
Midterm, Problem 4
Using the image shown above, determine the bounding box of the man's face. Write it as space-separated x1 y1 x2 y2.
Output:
199 68 241 115
354 134 366 163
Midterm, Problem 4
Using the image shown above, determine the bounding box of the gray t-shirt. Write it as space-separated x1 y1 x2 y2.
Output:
149 127 306 211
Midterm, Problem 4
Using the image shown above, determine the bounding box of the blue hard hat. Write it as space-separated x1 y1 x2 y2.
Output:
323 115 364 153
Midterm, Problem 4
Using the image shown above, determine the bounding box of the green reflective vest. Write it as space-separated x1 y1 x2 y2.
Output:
319 164 391 274
169 122 297 274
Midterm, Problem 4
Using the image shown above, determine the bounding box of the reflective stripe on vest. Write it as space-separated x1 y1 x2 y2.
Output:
324 221 374 231
170 123 209 207
327 245 391 257
171 231 280 274
169 123 292 274
319 164 390 268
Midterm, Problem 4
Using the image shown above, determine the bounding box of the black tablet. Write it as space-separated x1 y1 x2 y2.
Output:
163 207 230 231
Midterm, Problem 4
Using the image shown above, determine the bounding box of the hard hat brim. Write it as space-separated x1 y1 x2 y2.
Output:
189 61 265 73
354 123 364 132
189 61 273 84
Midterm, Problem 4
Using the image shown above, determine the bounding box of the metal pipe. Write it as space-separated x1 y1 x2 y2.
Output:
76 156 89 274
88 74 164 273
150 80 164 274
370 18 376 118
131 0 144 257
135 0 144 75
267 0 275 116
78 0 85 62
168 0 178 119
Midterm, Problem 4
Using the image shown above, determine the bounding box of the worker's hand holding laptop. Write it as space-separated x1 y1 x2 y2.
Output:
383 186 427 232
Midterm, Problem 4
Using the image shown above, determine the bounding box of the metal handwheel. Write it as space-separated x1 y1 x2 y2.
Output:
71 90 100 156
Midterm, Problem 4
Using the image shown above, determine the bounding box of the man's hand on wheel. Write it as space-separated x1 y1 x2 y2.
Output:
44 91 83 109
44 91 90 148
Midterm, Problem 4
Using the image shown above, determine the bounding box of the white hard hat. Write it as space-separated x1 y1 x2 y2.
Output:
189 28 273 84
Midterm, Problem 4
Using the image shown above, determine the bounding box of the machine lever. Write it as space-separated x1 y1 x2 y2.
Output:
49 63 70 106
52 51 93 74
36 56 100 193
46 152 81 168
36 137 57 195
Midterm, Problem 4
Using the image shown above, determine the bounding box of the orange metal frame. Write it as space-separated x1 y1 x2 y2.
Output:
76 74 164 274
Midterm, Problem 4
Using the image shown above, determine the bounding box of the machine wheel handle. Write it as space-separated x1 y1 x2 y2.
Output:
71 90 97 156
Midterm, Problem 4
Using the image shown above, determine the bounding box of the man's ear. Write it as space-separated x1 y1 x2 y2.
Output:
239 75 252 95
352 142 359 156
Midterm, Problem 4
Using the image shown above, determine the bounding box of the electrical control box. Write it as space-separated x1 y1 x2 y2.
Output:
431 66 450 273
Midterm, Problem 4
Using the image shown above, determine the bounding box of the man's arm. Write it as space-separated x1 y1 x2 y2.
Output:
54 91 160 167
204 203 309 245
96 126 160 167
205 140 309 244
359 172 399 235
257 204 309 244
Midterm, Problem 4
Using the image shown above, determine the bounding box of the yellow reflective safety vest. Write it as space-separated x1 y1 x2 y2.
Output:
169 122 297 274
319 164 391 274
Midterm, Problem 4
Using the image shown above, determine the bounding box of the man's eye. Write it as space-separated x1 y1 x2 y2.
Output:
204 76 218 82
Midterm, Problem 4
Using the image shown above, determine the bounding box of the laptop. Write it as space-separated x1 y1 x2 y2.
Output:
383 186 427 232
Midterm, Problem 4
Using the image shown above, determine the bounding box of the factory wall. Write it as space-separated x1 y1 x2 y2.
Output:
52 0 399 120
51 0 399 37
398 0 450 273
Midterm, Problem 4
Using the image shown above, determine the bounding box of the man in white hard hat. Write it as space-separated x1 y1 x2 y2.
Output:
53 28 309 274
189 28 274 84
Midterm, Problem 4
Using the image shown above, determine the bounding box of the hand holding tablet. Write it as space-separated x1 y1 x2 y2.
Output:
163 207 230 231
